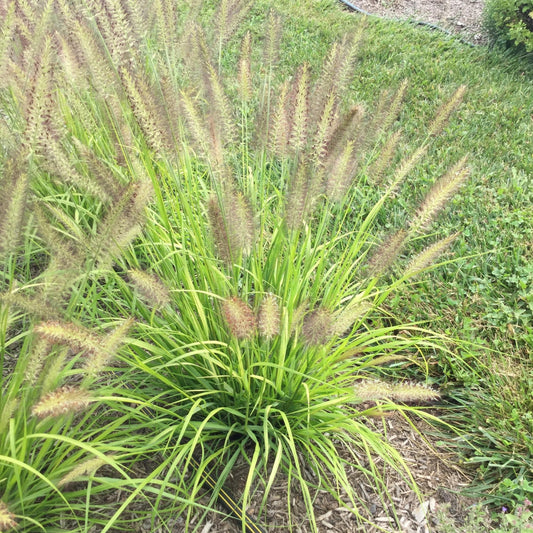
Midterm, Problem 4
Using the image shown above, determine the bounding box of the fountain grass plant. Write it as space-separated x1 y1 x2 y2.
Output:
0 0 475 531
0 233 166 532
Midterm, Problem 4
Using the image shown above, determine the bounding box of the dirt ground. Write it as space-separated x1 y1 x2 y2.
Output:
175 413 476 533
340 0 487 44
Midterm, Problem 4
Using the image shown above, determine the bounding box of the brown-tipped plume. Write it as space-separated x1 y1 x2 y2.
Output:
207 190 255 264
222 296 256 340
404 233 459 278
207 195 232 263
258 293 280 339
410 158 469 233
353 379 392 401
238 31 253 102
58 455 110 487
311 92 338 172
34 321 101 355
180 89 213 159
386 144 428 193
84 317 135 377
101 317 135 356
324 140 358 202
389 382 440 402
40 137 116 203
369 79 408 140
88 0 141 70
428 85 466 137
69 15 119 96
288 63 310 154
268 79 291 157
153 0 179 52
263 11 282 69
301 306 333 346
21 34 59 150
311 28 364 126
89 178 153 269
0 155 30 258
0 3 16 89
366 229 408 277
289 300 308 336
310 41 341 128
129 269 170 308
121 0 150 43
0 398 19 437
0 290 61 322
34 206 85 306
71 138 124 202
0 500 17 532
31 385 92 419
119 66 168 155
325 104 364 161
226 190 254 254
214 0 252 48
331 299 372 337
284 160 310 231
24 338 54 385
204 61 237 147
368 130 402 185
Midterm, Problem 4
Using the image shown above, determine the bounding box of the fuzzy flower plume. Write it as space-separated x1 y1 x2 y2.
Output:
353 380 392 402
403 233 459 278
410 158 469 233
24 338 53 385
207 191 255 264
0 501 17 532
366 229 408 276
301 306 333 346
0 155 30 258
128 269 170 308
354 380 439 403
84 317 135 377
388 382 440 403
58 455 110 487
34 321 100 354
31 386 92 419
222 296 256 340
258 293 280 339
331 298 371 336
238 31 252 102
428 85 466 137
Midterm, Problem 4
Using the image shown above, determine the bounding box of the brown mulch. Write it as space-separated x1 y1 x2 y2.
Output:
342 0 488 44
172 413 475 533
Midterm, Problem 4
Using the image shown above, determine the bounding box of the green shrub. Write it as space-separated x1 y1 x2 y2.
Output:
484 0 533 52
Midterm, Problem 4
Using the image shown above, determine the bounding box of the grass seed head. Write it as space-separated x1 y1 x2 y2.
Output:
222 296 256 340
58 455 110 487
258 293 280 339
31 385 91 419
0 501 17 532
367 229 408 276
129 269 170 308
354 379 392 401
389 382 440 402
302 306 333 346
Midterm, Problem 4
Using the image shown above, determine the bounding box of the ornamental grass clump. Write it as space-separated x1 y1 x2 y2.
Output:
48 4 468 530
0 4 166 529
0 1 471 531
